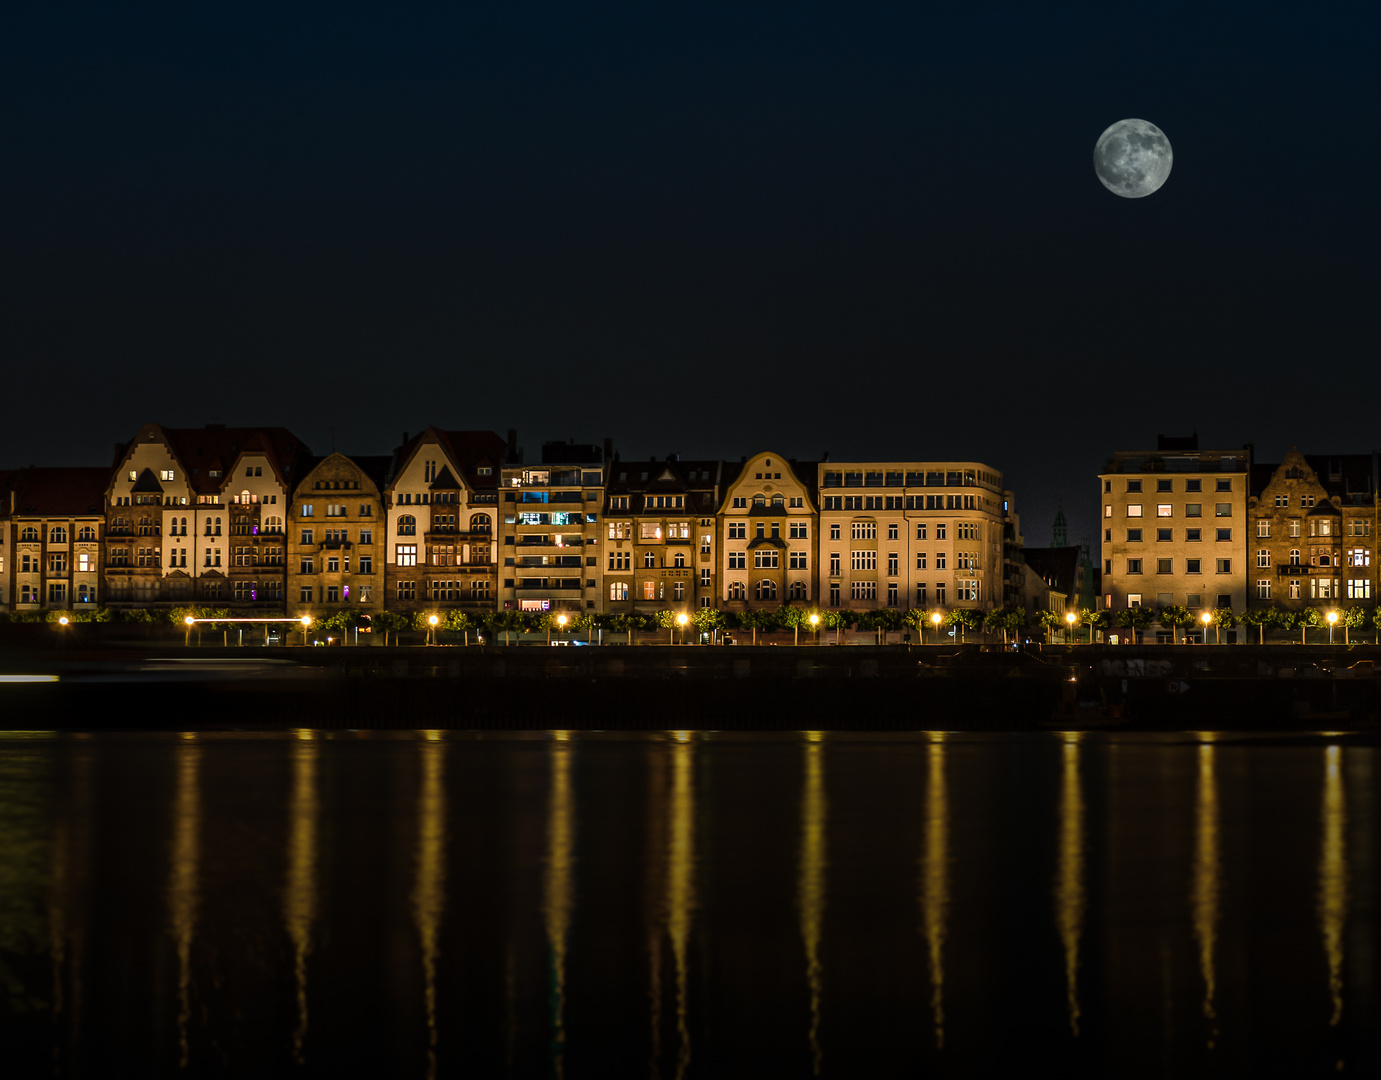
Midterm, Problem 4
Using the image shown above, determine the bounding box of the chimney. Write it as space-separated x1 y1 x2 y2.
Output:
822 449 829 462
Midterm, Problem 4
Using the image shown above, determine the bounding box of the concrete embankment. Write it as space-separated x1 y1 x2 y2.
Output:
2 642 1379 731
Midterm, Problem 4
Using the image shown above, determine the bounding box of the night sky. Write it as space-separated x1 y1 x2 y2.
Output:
4 3 1377 547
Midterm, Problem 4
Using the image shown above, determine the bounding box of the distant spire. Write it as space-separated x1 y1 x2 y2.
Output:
1053 507 1068 547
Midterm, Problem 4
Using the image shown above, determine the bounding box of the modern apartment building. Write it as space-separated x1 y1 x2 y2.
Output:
603 458 736 614
1247 448 1377 610
1099 436 1251 615
384 428 506 617
499 441 608 614
104 423 308 609
286 453 389 619
0 467 108 612
717 452 818 610
816 460 1007 612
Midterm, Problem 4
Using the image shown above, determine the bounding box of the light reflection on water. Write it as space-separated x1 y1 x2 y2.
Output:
0 729 1377 1077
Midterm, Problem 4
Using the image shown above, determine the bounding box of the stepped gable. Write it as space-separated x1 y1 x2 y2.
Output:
11 467 111 516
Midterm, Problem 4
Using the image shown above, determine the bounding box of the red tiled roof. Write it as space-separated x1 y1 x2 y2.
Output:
10 467 111 517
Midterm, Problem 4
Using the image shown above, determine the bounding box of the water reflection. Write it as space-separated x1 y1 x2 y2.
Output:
1319 745 1348 1027
920 732 949 1049
1190 740 1220 1048
284 730 320 1064
545 732 575 1078
167 734 202 1069
1054 733 1085 1038
665 732 696 1080
413 731 447 1080
799 731 827 1076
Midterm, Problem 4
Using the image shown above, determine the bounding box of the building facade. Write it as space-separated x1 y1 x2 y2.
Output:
1 468 108 613
1247 449 1377 611
385 428 506 618
717 453 818 611
286 453 388 621
1099 437 1251 615
816 460 1006 612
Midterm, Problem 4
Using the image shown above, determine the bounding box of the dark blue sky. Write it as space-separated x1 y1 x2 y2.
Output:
3 2 1377 545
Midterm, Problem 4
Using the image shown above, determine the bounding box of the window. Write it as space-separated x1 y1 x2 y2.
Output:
731 497 746 509
1185 504 1202 518
728 581 746 601
935 524 946 541
935 553 947 571
1216 529 1232 542
1156 505 1172 518
1186 528 1201 542
851 550 877 571
1348 579 1371 599
851 521 877 540
608 551 630 571
1348 548 1370 567
610 582 629 601
1182 479 1200 493
728 521 746 539
1126 505 1143 518
398 515 416 536
1127 594 1142 608
790 551 808 570
1289 580 1301 599
1274 494 1289 507
916 523 927 540
48 583 66 603
728 552 746 569
1256 520 1270 538
359 555 373 574
48 553 68 573
1257 580 1271 599
397 581 416 600
754 550 779 569
300 505 313 517
700 536 712 554
1126 480 1142 493
300 586 314 602
396 545 417 567
1127 559 1143 574
886 523 898 541
299 556 314 574
327 556 340 573
1257 549 1270 567
755 580 777 601
1155 479 1172 493
915 552 927 570
1288 519 1301 538
1104 505 1112 518
1311 578 1335 600
1216 559 1231 574
643 552 656 569
1186 559 1201 574
700 568 711 588
1289 549 1301 566
956 580 979 602
1127 529 1143 543
850 581 877 600
1156 559 1172 574
1216 479 1231 492
1156 528 1172 542
1214 504 1232 517
827 523 840 541
935 583 946 605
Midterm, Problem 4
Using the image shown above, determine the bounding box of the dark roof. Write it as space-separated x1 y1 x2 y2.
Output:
298 453 393 495
391 428 508 491
540 440 605 465
1021 546 1082 597
10 467 111 516
118 424 309 495
606 459 733 514
1251 453 1375 505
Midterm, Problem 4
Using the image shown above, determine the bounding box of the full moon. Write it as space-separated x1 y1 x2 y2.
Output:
1093 119 1173 198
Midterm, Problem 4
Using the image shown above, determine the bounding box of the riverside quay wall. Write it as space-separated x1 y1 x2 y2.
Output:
3 644 1380 731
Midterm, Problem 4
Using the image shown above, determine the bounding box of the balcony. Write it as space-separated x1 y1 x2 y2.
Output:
1276 565 1320 576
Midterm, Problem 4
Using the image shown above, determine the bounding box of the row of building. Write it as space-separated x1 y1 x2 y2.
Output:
1 422 1091 623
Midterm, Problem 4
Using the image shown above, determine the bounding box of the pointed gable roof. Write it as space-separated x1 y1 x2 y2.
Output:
429 464 461 491
131 467 165 494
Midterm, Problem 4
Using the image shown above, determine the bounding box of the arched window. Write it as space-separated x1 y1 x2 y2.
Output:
755 580 777 601
644 551 656 568
789 581 807 600
399 514 417 536
753 494 766 508
1289 549 1301 566
727 581 746 601
469 513 492 534
20 526 38 541
78 526 96 541
264 515 283 533
50 526 68 543
771 494 785 508
214 516 222 536
700 536 711 554
673 553 685 568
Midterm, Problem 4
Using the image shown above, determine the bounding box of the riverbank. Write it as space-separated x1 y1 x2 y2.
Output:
3 642 1379 732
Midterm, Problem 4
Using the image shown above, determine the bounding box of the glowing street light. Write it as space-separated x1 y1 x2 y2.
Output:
556 613 568 646
809 612 820 645
1327 609 1338 645
1200 611 1212 645
300 615 312 647
930 611 942 646
1065 611 1077 645
428 613 439 646
676 611 688 646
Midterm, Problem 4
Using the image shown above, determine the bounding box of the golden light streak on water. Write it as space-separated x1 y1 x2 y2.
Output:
413 732 447 1080
50 819 68 1026
1319 745 1348 1027
645 742 668 1078
798 733 827 1076
544 736 575 1079
1191 741 1220 1048
665 736 697 1080
920 731 949 1049
284 731 320 1064
1054 733 1085 1038
167 735 202 1069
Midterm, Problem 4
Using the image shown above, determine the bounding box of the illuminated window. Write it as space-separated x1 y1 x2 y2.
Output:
1257 549 1271 567
1257 580 1271 599
396 545 417 567
1156 505 1172 518
1126 505 1143 518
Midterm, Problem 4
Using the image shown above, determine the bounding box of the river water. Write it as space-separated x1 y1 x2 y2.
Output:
0 730 1377 1077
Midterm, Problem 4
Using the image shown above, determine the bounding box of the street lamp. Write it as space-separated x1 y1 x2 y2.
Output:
930 611 942 646
300 615 311 647
676 612 688 646
1200 611 1212 645
557 613 568 646
1065 611 1077 645
428 613 439 646
1326 609 1338 645
809 612 820 645
184 614 195 647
